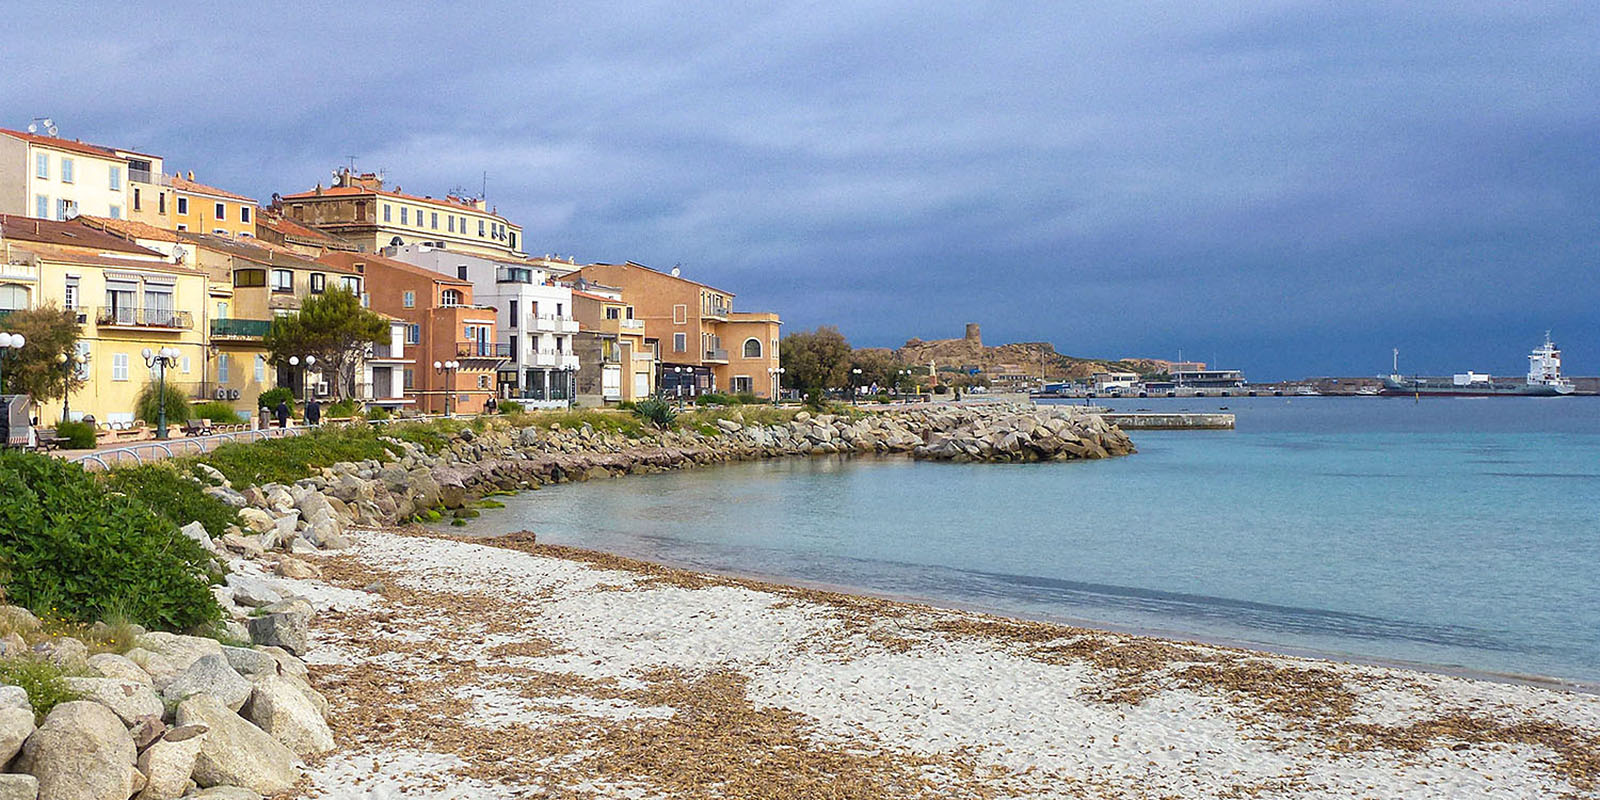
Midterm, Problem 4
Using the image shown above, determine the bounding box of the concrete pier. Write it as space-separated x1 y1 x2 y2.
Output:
1101 412 1235 430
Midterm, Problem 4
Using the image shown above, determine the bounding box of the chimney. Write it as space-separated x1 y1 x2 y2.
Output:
187 170 194 181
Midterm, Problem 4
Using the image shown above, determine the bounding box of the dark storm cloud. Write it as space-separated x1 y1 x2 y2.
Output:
3 1 1595 377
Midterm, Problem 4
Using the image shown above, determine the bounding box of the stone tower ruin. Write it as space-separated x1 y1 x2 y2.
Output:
965 323 982 348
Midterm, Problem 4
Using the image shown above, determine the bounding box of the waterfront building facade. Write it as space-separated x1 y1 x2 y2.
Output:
320 251 501 414
385 244 579 408
277 169 524 259
567 282 655 404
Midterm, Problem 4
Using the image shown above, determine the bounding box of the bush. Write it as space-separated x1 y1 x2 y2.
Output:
0 658 79 724
193 401 242 424
202 424 398 486
694 392 732 407
54 420 96 449
497 400 524 415
733 392 760 405
0 450 221 631
326 399 359 418
257 387 295 415
631 397 678 429
135 382 192 427
103 463 240 538
366 405 392 421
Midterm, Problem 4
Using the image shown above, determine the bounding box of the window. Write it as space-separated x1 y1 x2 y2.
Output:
673 333 687 353
181 356 192 375
509 231 517 250
383 204 391 222
240 206 251 224
34 153 47 179
743 338 762 358
63 277 78 310
441 289 462 306
0 284 28 311
400 207 409 225
405 324 420 344
477 374 490 389
109 166 122 191
457 265 468 280
214 202 226 221
216 301 227 319
133 187 141 211
109 205 122 220
430 212 438 230
605 307 620 320
60 158 73 183
310 273 326 293
112 353 129 381
218 354 230 384
234 269 266 287
403 368 414 389
158 193 166 214
673 304 687 324
34 195 48 218
270 269 293 292
255 355 266 381
176 224 187 232
340 276 360 293
478 219 485 236
447 216 455 233
176 196 188 215
73 342 90 380
508 300 518 327
56 199 75 220
402 290 415 308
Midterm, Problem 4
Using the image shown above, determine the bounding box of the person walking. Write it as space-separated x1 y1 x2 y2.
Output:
275 400 290 429
305 398 322 427
484 396 497 415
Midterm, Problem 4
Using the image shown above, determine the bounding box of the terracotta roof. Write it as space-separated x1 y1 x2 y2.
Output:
77 216 182 244
279 185 515 223
571 261 733 296
317 251 472 287
12 243 203 275
0 128 128 161
171 175 256 203
569 289 620 302
0 215 165 256
256 211 353 247
179 232 360 274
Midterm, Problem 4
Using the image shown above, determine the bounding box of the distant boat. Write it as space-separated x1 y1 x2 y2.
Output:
1355 385 1381 396
1381 334 1576 397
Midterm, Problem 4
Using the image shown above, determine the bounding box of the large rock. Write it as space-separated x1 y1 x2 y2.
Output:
246 613 308 656
36 637 88 673
236 508 275 535
86 653 152 686
190 786 260 800
134 632 223 673
273 556 320 580
0 706 35 764
241 676 334 756
0 775 39 800
0 684 32 712
219 646 279 679
135 725 208 800
0 605 42 635
62 678 163 725
224 574 282 608
124 648 179 691
176 693 299 794
163 655 253 713
16 701 137 800
179 521 217 554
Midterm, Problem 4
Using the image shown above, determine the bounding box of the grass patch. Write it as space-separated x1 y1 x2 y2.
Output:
509 409 647 438
103 463 240 537
200 424 401 486
0 657 80 723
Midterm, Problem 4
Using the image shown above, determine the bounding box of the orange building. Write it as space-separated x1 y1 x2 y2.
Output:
170 173 257 237
318 251 501 414
567 262 780 398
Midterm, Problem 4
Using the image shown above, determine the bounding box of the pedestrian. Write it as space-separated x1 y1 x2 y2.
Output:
275 400 290 429
484 396 497 415
305 398 322 426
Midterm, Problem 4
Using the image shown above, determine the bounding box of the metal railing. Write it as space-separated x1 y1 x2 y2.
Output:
210 318 272 338
457 342 510 358
369 342 403 359
96 306 193 330
704 347 729 362
128 169 172 186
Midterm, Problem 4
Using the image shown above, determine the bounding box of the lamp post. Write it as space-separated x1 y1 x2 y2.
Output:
563 365 576 411
433 360 459 416
0 333 23 395
287 355 317 404
671 366 684 404
850 367 863 405
56 351 84 423
141 346 180 439
767 366 785 405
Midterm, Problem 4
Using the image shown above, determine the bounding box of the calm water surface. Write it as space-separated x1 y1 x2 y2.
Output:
447 397 1600 683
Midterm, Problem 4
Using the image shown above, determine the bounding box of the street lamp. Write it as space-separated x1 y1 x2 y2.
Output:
433 360 460 416
0 333 23 394
562 365 576 411
850 367 863 405
56 351 85 423
287 355 317 404
767 366 785 405
141 346 180 439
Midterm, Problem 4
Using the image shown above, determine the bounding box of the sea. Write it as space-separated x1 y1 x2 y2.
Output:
445 396 1600 685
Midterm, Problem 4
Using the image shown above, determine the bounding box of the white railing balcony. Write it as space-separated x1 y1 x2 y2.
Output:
532 314 579 333
0 261 39 281
561 353 580 370
619 318 644 331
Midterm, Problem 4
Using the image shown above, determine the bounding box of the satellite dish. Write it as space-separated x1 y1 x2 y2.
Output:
26 124 36 134
670 267 681 277
172 246 188 264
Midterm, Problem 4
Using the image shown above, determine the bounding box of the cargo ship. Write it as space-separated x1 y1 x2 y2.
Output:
1381 334 1575 397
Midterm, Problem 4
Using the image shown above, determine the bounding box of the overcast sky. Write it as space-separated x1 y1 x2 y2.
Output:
4 1 1596 378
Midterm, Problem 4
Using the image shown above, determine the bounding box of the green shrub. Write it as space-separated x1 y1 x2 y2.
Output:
733 392 760 405
631 398 678 429
103 463 240 538
366 405 392 421
135 382 192 426
0 451 221 631
258 387 295 414
616 400 637 411
54 420 96 449
202 424 398 486
192 401 243 424
0 658 80 724
497 400 524 415
694 392 732 407
326 399 359 418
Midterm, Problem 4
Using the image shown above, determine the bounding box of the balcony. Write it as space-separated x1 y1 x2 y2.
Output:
0 262 39 281
210 318 272 340
703 347 729 363
530 350 580 370
128 169 172 186
703 304 730 322
597 317 644 336
369 342 407 360
531 314 580 334
457 342 510 359
97 306 193 331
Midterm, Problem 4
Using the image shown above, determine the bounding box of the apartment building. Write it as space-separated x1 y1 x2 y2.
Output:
277 169 524 259
170 173 257 237
566 280 655 404
568 262 781 398
254 207 359 257
319 251 500 414
385 244 579 408
0 128 146 222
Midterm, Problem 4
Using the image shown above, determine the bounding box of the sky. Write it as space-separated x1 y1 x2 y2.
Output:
3 1 1596 379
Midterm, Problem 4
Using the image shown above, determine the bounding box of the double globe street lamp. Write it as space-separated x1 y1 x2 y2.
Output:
0 332 24 394
433 360 460 416
141 346 181 440
286 355 317 404
767 366 785 405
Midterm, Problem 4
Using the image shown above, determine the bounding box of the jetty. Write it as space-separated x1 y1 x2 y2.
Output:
1101 412 1235 430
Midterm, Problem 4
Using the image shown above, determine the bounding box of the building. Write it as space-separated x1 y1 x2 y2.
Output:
363 316 414 413
1 215 209 425
568 262 781 398
254 207 359 257
319 251 501 414
384 244 578 408
1091 372 1139 393
170 173 257 237
566 280 655 404
0 128 152 223
276 169 524 259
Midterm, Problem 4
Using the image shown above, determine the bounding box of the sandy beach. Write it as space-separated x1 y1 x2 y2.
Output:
273 528 1600 799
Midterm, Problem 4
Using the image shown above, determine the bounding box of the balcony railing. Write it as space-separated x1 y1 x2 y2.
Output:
457 342 510 359
369 342 403 359
530 350 580 369
531 314 580 333
619 318 644 330
97 306 193 330
0 262 39 280
210 318 272 339
703 305 730 321
128 169 172 186
704 348 729 362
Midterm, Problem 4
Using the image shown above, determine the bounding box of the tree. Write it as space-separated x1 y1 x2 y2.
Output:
262 288 386 399
779 326 852 402
0 304 83 401
849 348 902 392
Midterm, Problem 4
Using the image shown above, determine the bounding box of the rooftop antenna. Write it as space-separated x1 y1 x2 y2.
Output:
481 171 487 202
346 155 358 172
1392 348 1399 374
27 117 57 137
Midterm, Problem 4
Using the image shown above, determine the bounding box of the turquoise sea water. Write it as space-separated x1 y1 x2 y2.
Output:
448 397 1600 684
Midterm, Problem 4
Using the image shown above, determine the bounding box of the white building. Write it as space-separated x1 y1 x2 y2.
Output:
386 244 580 408
362 318 414 412
0 127 156 223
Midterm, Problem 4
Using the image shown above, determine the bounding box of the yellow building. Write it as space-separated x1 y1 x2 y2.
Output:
570 285 656 403
0 128 148 222
1 215 210 426
276 168 525 259
170 173 257 237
